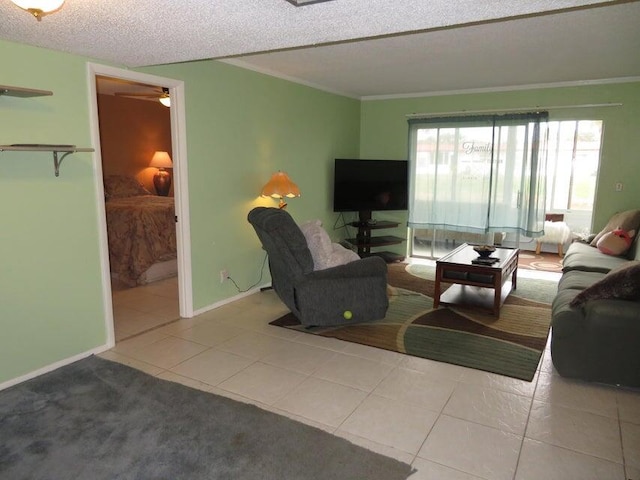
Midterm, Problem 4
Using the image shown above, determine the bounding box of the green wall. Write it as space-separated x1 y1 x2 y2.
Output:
0 40 360 385
360 82 640 232
140 60 360 311
0 40 106 382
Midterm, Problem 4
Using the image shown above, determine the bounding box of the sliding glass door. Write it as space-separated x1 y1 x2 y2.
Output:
408 113 548 258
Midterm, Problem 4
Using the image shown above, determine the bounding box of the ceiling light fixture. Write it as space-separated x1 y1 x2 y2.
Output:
10 0 64 21
158 87 170 107
285 0 335 6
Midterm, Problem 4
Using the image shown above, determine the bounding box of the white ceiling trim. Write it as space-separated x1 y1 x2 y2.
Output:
361 76 640 101
220 58 360 99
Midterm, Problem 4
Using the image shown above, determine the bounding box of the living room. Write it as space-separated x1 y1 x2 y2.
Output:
1 1 640 478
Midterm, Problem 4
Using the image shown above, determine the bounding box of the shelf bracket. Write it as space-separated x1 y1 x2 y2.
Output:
53 151 73 177
0 145 94 176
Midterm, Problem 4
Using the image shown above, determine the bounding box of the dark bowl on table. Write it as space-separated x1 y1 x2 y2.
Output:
473 245 496 258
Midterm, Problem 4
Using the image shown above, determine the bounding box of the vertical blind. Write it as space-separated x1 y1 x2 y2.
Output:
407 112 549 238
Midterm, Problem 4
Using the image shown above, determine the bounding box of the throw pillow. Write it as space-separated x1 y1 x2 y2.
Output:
596 228 636 256
299 220 359 270
590 209 640 246
104 175 152 198
570 260 640 307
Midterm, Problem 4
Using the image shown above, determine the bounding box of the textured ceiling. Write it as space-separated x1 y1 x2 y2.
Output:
2 0 639 98
229 1 640 98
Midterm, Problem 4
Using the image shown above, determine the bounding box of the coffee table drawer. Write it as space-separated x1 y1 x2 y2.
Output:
442 270 495 285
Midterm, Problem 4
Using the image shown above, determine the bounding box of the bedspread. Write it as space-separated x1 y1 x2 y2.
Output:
106 195 176 286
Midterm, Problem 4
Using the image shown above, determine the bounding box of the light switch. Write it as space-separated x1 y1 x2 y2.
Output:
615 182 623 192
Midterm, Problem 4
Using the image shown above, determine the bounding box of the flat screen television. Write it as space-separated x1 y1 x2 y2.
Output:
333 158 408 219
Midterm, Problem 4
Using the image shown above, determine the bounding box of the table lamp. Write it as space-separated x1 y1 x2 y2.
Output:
150 151 173 196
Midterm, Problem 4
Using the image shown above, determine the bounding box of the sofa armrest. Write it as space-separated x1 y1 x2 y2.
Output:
551 296 640 387
583 298 640 329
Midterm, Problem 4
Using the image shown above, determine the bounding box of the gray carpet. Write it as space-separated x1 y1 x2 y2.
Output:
0 356 414 480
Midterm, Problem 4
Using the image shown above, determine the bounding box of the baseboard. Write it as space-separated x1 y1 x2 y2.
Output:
0 343 111 392
191 285 268 317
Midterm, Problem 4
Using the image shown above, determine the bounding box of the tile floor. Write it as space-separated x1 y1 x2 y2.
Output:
102 266 640 480
111 276 180 341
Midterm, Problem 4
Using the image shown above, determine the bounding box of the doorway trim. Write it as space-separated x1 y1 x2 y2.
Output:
86 63 194 347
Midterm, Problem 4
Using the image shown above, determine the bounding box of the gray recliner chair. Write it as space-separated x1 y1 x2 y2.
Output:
248 207 389 327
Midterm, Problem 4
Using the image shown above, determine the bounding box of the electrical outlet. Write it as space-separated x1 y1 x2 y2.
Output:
220 269 228 283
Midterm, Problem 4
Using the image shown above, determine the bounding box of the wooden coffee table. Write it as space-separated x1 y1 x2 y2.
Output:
433 243 519 317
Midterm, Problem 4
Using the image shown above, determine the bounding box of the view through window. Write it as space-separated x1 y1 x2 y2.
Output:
410 119 603 259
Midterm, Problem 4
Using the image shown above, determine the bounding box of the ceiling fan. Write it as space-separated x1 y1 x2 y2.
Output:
114 86 170 107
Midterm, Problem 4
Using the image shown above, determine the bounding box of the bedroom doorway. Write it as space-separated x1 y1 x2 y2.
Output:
88 63 193 346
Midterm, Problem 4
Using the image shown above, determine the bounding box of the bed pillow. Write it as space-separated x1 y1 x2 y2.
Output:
570 261 640 307
590 209 640 246
104 175 152 199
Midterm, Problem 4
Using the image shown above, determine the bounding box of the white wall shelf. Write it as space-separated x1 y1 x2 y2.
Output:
0 145 95 176
0 85 53 98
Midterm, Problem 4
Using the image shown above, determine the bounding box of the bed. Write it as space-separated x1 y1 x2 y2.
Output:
104 175 177 286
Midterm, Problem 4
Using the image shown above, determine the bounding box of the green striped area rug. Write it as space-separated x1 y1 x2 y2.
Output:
270 263 555 381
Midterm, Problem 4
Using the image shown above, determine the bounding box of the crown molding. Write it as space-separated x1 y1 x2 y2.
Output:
361 76 640 101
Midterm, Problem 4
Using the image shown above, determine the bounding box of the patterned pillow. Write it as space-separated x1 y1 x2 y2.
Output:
570 261 640 307
104 175 151 198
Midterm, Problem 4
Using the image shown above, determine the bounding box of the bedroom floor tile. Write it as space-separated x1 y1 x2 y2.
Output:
111 277 180 340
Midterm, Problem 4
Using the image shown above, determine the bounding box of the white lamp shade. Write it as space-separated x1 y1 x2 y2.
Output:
159 95 171 107
150 151 173 169
11 0 64 12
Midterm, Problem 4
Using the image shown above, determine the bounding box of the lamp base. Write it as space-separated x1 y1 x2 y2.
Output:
153 169 171 196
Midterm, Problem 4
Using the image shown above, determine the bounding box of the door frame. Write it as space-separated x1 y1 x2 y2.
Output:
86 63 194 347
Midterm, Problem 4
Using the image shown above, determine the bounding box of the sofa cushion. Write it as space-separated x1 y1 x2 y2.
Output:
590 209 640 246
557 270 607 292
569 261 640 307
562 251 629 274
564 241 599 258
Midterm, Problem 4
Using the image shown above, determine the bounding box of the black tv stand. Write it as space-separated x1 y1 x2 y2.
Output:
346 210 405 263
